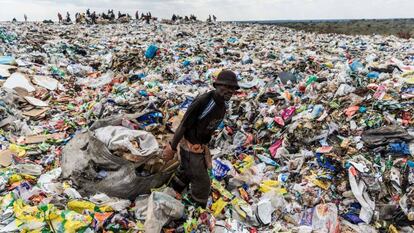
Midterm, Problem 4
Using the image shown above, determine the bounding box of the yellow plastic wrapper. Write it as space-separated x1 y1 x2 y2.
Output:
61 210 93 233
324 62 334 69
211 179 234 200
13 200 92 233
13 200 60 231
67 200 96 213
62 181 71 189
259 180 287 194
9 174 22 183
211 198 228 217
231 198 253 219
99 205 113 212
20 174 37 181
235 155 254 174
231 198 246 219
307 173 331 190
9 144 26 157
312 178 331 190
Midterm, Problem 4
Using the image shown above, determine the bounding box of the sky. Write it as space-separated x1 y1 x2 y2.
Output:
0 0 413 22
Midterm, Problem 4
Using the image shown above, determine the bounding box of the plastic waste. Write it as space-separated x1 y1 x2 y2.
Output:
144 191 184 233
0 56 16 65
0 18 413 233
76 71 114 88
212 159 231 180
145 44 159 59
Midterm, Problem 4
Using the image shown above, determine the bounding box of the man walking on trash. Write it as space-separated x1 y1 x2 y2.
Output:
163 70 239 208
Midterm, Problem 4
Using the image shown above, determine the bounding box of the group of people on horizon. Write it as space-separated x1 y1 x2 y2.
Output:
207 15 217 22
171 14 197 22
170 14 217 23
12 10 217 24
56 9 154 24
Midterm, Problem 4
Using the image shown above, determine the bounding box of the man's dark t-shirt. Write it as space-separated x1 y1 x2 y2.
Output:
179 90 225 145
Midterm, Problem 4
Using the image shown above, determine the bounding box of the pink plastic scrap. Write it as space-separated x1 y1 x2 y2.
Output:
269 138 283 158
281 106 296 121
273 116 285 126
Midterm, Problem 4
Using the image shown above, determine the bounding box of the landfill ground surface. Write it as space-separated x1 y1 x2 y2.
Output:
0 20 414 233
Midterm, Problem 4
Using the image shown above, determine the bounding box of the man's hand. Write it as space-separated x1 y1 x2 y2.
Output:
162 143 176 161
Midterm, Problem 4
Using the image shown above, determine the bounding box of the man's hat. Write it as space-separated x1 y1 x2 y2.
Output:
213 70 239 89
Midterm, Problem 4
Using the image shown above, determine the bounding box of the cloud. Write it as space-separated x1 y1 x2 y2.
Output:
0 0 412 21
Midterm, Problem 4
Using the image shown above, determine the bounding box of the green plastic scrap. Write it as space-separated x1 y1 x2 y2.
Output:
329 101 340 109
38 142 51 152
305 75 318 86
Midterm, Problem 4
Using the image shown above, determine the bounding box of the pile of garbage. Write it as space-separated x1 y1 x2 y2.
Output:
0 20 414 232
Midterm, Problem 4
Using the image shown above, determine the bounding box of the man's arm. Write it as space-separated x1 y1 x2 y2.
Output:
170 121 185 151
163 94 205 159
170 95 204 149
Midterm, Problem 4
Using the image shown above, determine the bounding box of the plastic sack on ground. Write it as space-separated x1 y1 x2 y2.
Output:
144 190 184 233
61 114 178 200
95 125 159 157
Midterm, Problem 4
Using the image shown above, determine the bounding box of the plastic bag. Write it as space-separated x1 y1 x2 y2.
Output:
61 114 178 199
145 44 159 59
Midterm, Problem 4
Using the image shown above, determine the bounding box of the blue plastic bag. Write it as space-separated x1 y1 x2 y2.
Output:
145 44 158 59
367 71 379 79
182 60 191 67
136 111 163 128
350 60 363 72
388 142 411 155
227 37 238 43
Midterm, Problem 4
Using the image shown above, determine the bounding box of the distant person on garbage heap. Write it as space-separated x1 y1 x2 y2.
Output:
66 12 71 22
57 13 62 23
91 11 97 24
145 14 150 24
163 70 239 208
